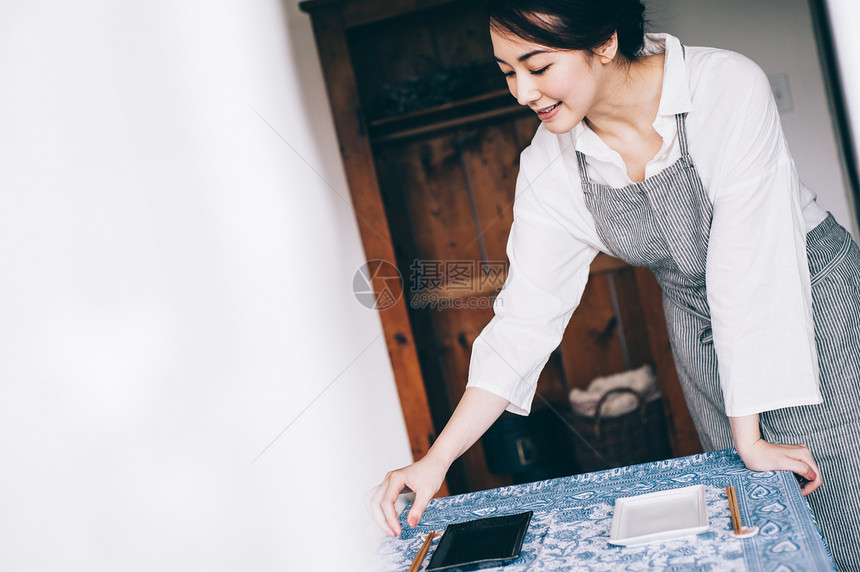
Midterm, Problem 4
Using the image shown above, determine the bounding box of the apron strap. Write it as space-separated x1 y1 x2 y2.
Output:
575 149 591 186
676 113 692 157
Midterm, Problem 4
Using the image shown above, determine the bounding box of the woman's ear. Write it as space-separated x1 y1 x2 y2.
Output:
595 31 619 63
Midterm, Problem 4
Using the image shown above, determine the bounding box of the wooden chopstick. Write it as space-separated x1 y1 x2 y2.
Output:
407 531 436 572
726 485 742 534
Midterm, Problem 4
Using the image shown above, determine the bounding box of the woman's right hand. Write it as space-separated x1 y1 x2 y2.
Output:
365 388 511 536
365 453 449 536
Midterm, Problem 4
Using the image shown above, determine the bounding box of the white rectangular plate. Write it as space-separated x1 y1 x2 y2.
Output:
608 484 709 546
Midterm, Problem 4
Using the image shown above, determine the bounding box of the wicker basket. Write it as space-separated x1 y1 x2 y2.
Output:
565 387 673 474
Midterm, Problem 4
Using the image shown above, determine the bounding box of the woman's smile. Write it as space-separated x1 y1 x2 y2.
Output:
535 101 562 121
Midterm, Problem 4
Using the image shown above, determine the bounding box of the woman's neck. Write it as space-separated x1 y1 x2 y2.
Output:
585 53 665 139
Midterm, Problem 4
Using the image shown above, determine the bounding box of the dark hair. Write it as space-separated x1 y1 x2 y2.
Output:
487 0 647 61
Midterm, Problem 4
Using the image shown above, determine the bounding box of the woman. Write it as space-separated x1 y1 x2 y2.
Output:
367 1 860 567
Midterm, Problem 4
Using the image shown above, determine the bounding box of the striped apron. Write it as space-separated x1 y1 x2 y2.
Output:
576 112 860 569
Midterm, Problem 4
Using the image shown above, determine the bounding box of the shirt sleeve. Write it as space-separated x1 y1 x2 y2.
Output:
466 153 598 415
705 57 822 417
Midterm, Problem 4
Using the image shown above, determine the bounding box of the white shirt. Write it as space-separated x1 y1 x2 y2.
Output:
466 33 825 418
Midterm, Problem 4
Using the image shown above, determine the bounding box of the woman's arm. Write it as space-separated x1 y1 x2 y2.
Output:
366 136 598 536
729 414 822 495
365 387 510 536
705 57 822 419
702 56 824 495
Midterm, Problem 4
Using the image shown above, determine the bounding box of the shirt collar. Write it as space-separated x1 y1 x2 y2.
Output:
645 32 692 117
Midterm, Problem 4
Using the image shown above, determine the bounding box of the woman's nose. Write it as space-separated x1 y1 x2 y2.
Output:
513 74 540 106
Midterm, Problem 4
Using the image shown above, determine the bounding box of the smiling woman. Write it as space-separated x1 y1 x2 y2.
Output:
363 0 860 568
493 35 603 128
491 30 665 182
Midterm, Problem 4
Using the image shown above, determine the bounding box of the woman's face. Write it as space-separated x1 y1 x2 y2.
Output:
491 27 606 134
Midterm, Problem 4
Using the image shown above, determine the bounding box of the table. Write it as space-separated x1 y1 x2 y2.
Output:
376 450 835 571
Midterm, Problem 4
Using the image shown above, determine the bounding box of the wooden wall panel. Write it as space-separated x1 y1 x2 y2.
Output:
374 146 454 426
348 31 386 117
533 353 572 406
339 0 460 29
457 124 519 263
434 305 512 491
374 146 417 271
348 10 441 119
429 1 494 68
369 18 439 88
396 129 514 491
559 272 627 391
612 266 653 369
392 131 494 491
396 134 483 264
348 0 506 124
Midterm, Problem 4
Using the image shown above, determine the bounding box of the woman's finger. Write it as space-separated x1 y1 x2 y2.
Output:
406 488 433 528
369 482 398 537
381 473 405 536
799 455 824 496
801 471 824 496
773 446 824 496
364 485 390 536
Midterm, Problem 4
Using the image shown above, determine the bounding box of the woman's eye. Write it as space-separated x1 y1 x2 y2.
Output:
503 70 515 78
531 65 550 76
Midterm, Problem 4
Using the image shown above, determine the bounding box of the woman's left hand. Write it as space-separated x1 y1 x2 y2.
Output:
735 438 823 496
729 413 823 496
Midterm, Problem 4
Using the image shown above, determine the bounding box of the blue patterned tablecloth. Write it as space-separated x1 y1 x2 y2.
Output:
376 450 835 571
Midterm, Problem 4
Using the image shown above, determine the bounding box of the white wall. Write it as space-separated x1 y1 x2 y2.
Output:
827 0 860 188
648 0 859 237
0 1 412 570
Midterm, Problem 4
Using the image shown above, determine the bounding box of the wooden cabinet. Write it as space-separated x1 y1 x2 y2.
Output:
300 0 702 495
